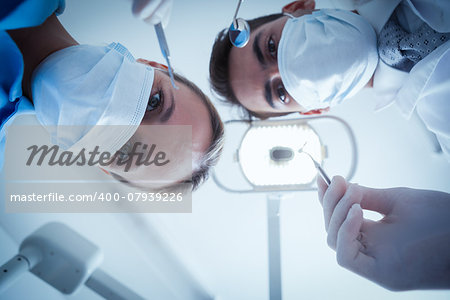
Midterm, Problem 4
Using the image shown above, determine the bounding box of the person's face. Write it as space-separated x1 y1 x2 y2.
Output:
106 68 213 189
228 11 314 116
141 69 212 155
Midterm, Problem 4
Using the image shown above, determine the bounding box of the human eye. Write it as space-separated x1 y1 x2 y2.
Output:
117 141 132 162
267 37 277 58
147 89 164 112
276 84 289 104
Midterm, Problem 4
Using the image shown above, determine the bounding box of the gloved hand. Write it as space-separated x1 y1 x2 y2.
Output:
317 176 450 291
132 0 173 27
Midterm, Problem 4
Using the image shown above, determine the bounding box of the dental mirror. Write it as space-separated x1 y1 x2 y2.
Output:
229 0 250 48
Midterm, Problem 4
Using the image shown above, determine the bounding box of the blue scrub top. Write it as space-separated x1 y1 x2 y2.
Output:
0 0 64 170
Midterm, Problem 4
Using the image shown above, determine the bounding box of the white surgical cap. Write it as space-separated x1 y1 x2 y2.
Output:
32 43 154 154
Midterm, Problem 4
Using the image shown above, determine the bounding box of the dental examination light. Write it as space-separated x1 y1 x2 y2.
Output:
212 116 357 300
0 222 145 299
213 116 357 193
229 0 250 48
238 121 324 188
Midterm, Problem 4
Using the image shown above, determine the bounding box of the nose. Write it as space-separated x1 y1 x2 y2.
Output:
267 64 280 78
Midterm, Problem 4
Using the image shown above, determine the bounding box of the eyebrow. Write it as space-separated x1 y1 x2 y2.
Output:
253 32 266 68
264 81 275 108
160 92 175 122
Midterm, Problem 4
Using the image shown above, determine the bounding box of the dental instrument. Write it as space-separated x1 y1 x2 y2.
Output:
154 22 178 89
300 150 331 186
229 0 250 48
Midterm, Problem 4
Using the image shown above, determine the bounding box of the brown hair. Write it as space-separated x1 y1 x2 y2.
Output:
209 13 284 120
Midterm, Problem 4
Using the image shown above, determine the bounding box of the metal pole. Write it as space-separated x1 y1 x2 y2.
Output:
267 194 282 300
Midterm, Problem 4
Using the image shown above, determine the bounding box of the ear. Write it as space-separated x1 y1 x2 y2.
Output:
136 58 169 71
282 0 316 13
299 107 329 115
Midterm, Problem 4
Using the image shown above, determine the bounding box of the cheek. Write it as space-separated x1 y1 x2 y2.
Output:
140 111 161 125
187 103 213 155
286 101 306 113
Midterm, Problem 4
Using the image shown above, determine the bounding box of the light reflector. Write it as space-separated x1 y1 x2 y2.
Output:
238 123 323 186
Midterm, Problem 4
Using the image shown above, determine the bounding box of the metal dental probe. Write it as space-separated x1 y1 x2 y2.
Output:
299 148 331 186
154 22 178 89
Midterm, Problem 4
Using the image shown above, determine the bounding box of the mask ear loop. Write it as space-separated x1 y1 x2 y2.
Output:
283 12 295 19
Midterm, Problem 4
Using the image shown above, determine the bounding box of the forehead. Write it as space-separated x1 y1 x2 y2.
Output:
145 71 213 154
130 78 213 181
228 16 288 114
172 81 213 155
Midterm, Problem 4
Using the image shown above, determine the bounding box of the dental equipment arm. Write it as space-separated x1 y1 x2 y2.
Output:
0 254 35 294
85 269 145 300
0 222 145 299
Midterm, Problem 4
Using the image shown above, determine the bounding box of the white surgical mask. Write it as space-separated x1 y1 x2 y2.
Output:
32 43 154 154
278 9 378 111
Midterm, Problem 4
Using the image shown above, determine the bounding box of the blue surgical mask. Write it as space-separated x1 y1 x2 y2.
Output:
32 43 154 154
278 9 378 111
